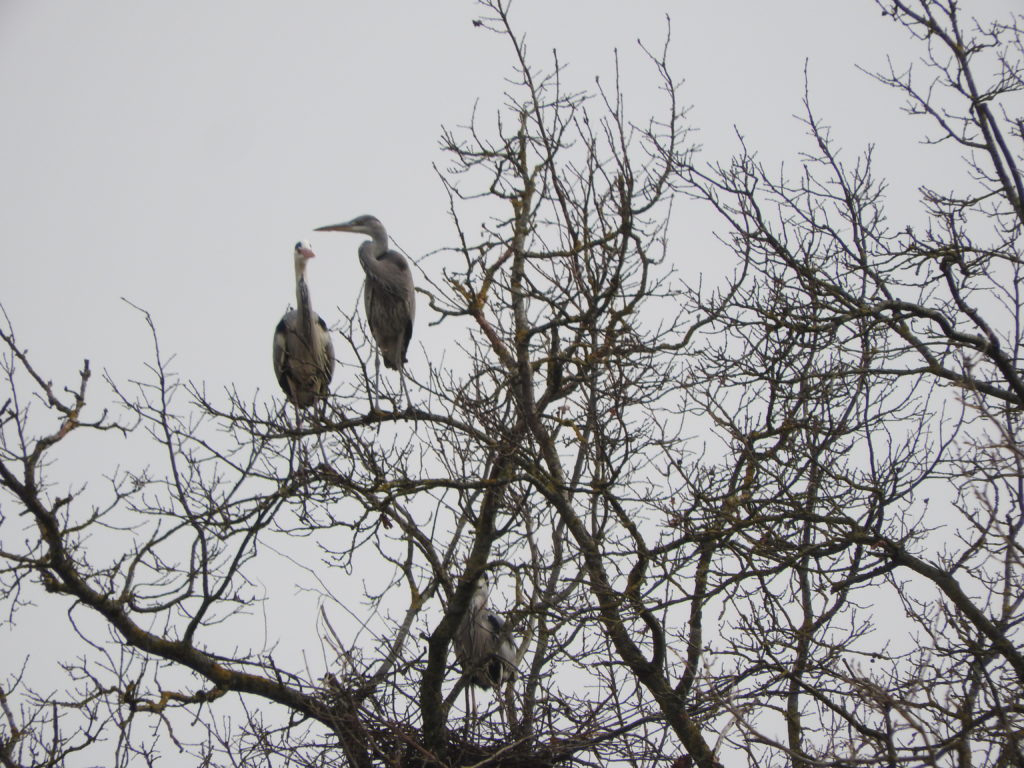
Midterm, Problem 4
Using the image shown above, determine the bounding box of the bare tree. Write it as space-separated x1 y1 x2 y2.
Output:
1 1 1022 767
679 1 1024 765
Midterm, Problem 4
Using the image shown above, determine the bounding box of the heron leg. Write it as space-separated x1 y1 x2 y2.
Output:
497 690 506 732
371 352 381 413
285 405 299 467
293 404 314 521
295 404 309 463
499 681 514 736
467 685 479 741
399 366 409 412
314 401 331 469
292 403 304 463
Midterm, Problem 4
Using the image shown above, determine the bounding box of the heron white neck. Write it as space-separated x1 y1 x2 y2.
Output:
294 260 315 335
471 583 490 611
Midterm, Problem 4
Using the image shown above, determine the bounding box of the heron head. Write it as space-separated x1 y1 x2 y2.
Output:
315 214 384 237
472 571 491 606
294 241 316 268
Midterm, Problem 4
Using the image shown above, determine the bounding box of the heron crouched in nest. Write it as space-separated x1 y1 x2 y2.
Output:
454 572 518 721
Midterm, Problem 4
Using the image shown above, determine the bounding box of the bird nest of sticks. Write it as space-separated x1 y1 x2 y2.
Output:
431 729 589 768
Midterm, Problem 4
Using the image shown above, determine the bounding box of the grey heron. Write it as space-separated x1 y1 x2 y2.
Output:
454 572 517 719
272 241 335 408
314 215 414 405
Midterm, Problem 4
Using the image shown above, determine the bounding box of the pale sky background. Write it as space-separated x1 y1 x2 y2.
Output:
0 0 1019 759
4 0 1010 394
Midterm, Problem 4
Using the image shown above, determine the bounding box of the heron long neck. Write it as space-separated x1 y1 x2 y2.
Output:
369 224 389 255
471 586 489 613
295 263 315 339
358 239 386 275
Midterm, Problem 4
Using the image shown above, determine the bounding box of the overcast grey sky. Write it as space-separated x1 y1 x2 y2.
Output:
2 4 1021 758
6 0 1011 397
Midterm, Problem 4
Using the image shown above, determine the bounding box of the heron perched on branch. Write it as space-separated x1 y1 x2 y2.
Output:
272 241 335 408
314 215 415 405
454 572 517 716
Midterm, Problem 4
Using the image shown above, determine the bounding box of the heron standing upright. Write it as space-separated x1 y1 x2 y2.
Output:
272 241 335 408
314 215 415 407
453 572 518 721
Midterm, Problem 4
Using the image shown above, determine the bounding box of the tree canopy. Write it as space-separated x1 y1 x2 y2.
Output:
2 1 1024 766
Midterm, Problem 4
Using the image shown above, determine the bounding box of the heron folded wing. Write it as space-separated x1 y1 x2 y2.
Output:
317 318 336 388
485 612 504 635
272 317 291 393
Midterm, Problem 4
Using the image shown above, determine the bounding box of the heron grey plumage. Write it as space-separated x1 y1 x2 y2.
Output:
315 215 414 407
454 573 518 691
272 241 335 408
314 215 415 372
